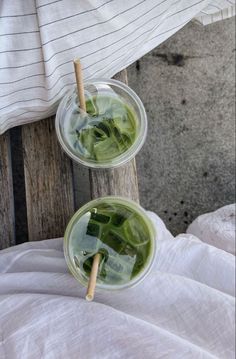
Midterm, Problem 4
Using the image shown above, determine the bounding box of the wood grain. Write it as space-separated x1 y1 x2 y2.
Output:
0 132 15 248
113 69 128 84
21 117 75 241
89 70 140 203
89 159 139 202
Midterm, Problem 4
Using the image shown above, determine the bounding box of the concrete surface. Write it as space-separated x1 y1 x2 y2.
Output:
128 17 235 235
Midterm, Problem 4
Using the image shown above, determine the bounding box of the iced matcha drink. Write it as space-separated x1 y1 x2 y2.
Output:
65 95 137 162
64 197 156 289
56 79 147 168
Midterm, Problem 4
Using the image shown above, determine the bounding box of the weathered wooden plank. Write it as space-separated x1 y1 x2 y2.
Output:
21 117 75 241
72 162 91 209
89 159 139 202
89 70 140 203
0 132 15 248
113 69 128 85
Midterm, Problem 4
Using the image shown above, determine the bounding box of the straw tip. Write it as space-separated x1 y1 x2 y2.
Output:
74 58 81 65
86 294 94 302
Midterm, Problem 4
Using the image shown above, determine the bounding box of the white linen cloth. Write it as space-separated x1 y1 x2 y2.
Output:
0 204 235 359
0 0 235 134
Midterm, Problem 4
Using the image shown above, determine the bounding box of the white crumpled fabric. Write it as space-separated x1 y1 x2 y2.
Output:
0 204 235 358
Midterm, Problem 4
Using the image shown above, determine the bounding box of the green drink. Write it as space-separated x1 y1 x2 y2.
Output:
56 79 147 168
64 197 156 290
65 95 137 162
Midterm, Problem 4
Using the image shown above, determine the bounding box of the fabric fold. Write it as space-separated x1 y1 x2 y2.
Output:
0 204 235 358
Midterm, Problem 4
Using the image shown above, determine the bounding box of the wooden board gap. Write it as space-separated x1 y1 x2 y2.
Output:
10 127 29 244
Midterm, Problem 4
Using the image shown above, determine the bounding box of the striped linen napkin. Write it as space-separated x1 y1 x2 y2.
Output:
0 0 235 133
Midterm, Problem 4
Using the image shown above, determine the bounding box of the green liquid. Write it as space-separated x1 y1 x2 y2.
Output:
67 95 137 162
69 201 152 285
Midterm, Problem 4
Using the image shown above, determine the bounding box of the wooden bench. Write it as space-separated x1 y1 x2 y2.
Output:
0 70 139 249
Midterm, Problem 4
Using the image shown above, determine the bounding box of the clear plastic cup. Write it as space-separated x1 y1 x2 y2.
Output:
55 79 147 168
64 196 156 291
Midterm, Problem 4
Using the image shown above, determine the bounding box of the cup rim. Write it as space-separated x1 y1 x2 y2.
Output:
55 78 147 169
64 196 157 291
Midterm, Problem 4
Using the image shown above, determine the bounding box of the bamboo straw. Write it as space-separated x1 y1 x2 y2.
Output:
86 253 101 301
73 58 86 111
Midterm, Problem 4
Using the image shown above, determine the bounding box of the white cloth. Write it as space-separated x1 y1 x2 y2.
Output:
187 204 236 255
0 0 235 134
0 204 235 359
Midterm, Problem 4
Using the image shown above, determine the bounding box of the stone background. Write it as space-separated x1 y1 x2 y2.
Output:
128 17 235 234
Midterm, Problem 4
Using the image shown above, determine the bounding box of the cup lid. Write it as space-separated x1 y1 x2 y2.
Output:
64 196 156 291
55 79 147 169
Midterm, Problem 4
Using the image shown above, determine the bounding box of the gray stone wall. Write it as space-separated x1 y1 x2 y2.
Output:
128 17 235 235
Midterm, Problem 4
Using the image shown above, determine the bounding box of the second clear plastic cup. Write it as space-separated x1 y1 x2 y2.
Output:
64 196 156 291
